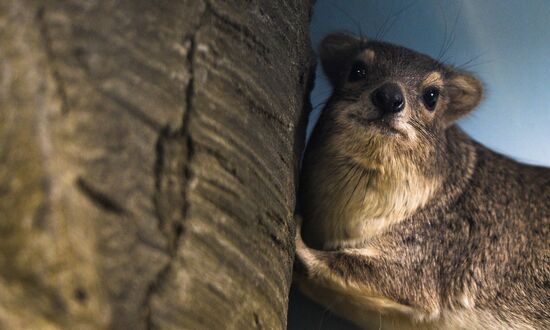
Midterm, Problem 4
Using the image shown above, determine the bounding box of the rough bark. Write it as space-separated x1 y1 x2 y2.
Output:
0 1 314 329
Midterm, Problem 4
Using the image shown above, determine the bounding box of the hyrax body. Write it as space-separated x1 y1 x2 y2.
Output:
295 33 549 329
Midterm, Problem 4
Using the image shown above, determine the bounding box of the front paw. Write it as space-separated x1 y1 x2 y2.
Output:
293 215 326 281
293 214 308 278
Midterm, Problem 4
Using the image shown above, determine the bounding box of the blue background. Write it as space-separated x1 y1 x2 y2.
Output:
289 1 550 329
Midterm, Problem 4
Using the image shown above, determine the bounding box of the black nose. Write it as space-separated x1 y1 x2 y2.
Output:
371 83 405 113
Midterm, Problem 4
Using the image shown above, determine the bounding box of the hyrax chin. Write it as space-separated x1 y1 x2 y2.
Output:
295 33 550 330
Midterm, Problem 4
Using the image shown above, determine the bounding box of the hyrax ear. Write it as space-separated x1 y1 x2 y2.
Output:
444 70 483 126
319 33 363 87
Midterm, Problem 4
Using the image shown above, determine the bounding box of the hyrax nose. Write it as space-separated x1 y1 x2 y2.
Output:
371 83 405 114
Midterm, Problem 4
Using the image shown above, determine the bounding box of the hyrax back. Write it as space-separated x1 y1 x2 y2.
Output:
295 33 550 329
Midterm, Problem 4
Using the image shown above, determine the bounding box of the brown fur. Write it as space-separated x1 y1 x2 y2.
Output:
295 33 550 329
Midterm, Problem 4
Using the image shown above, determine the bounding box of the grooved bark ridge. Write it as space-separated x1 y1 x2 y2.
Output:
0 1 314 329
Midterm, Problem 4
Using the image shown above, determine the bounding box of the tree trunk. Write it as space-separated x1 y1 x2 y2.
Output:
0 1 314 329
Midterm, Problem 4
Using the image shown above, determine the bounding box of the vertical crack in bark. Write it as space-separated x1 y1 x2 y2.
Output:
145 2 206 328
35 5 70 115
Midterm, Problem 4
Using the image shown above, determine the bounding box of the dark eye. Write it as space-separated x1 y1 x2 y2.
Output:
348 61 367 82
422 87 440 111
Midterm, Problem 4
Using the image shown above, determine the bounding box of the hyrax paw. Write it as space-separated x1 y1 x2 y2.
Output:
293 215 325 279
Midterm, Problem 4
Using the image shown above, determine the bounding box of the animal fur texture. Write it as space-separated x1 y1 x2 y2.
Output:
295 33 550 329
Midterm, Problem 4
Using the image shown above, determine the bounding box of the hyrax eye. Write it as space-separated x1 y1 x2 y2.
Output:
348 61 367 82
422 87 440 111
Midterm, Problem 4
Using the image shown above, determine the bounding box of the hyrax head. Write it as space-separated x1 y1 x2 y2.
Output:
317 33 483 166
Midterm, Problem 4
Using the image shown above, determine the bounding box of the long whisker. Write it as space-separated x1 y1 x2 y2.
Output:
329 2 365 40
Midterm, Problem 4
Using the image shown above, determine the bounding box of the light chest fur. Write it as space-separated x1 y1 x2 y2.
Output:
301 131 440 250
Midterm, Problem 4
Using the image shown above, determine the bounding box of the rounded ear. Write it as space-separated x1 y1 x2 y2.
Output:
319 33 364 87
443 70 484 126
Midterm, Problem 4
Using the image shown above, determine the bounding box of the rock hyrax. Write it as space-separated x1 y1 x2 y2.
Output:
295 33 549 329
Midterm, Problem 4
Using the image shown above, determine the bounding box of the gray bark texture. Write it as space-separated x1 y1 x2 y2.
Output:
0 1 314 329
